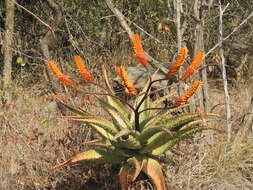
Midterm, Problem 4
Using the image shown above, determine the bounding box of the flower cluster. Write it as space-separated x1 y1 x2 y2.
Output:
47 61 77 88
181 51 205 81
74 55 94 82
117 65 138 95
47 34 205 108
173 80 202 107
167 47 188 80
46 56 94 88
131 34 148 67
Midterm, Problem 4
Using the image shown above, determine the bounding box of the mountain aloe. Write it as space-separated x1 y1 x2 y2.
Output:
49 35 217 190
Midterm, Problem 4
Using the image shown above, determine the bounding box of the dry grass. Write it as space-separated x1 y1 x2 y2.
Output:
0 74 252 190
165 134 253 190
0 83 118 190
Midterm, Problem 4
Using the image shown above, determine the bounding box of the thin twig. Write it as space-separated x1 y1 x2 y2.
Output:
206 10 253 57
102 65 115 95
14 1 53 31
105 0 161 66
123 17 162 43
5 119 34 151
0 41 46 62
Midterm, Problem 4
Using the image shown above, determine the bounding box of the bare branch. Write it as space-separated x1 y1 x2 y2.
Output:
14 1 52 31
40 0 63 60
175 0 182 50
122 17 162 43
105 0 133 38
206 11 253 57
218 1 232 141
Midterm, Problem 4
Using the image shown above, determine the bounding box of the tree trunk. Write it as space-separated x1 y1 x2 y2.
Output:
193 0 213 144
218 1 232 141
193 0 210 112
2 0 15 103
174 0 184 94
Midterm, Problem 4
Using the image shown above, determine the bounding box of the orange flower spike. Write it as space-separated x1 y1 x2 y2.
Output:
117 66 138 95
181 51 205 81
167 47 188 80
173 80 202 107
74 55 94 82
117 65 128 83
47 61 77 88
131 34 148 67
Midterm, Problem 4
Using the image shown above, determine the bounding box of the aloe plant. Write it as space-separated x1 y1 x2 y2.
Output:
49 36 217 190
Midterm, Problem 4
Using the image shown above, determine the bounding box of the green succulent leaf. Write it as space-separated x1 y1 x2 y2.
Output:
119 156 146 190
151 126 210 155
114 134 142 150
138 113 158 131
140 112 215 143
170 113 217 131
142 158 166 190
90 124 114 140
97 97 131 130
126 156 145 182
83 139 111 148
107 96 130 121
109 146 136 158
138 98 150 123
139 131 173 154
119 163 135 190
73 116 119 134
139 109 172 132
130 79 151 124
179 120 204 130
138 126 162 143
138 125 177 144
139 113 194 140
157 113 204 131
51 149 125 170
151 92 174 107
114 128 131 140
139 105 191 132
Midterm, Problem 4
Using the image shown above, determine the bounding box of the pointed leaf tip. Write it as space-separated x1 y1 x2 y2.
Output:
142 158 166 190
51 149 125 171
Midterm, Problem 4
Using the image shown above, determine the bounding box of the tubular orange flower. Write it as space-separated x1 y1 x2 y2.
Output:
181 51 205 81
47 61 77 88
167 47 188 80
74 55 94 82
173 80 202 107
117 65 138 95
131 34 148 67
